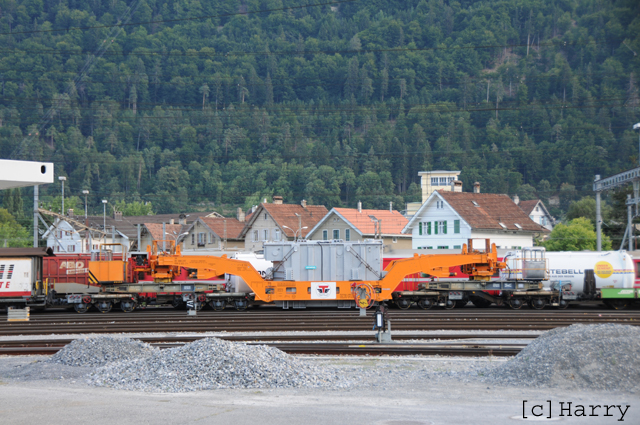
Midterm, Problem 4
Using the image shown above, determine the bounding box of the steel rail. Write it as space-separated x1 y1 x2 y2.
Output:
0 341 524 357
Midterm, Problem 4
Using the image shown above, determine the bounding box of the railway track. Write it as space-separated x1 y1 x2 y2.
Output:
1 308 638 335
0 337 526 357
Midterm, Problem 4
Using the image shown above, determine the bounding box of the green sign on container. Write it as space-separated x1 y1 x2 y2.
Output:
600 288 637 299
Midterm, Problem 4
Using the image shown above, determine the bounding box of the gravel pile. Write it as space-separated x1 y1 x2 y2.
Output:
49 336 157 367
478 323 640 391
91 337 351 392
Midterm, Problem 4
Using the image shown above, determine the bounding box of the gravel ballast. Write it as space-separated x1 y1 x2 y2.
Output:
89 337 350 392
478 323 640 392
48 336 157 367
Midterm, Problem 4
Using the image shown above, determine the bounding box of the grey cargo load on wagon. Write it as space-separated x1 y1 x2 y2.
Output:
263 240 383 282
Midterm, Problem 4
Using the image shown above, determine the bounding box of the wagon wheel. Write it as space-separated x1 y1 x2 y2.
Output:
234 299 248 311
556 299 570 309
443 299 456 309
171 297 184 310
74 303 89 314
120 300 136 313
417 298 435 310
96 300 112 313
210 299 226 311
605 300 628 310
508 298 524 309
395 298 412 310
530 298 547 310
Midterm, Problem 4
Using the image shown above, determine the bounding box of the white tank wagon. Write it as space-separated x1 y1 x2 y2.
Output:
501 249 637 309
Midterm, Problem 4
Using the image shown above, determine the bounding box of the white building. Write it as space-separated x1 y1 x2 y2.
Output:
418 170 462 202
403 190 549 250
517 199 555 231
42 218 84 253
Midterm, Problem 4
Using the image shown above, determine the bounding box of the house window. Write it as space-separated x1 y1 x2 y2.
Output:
431 177 438 185
345 229 350 241
435 221 447 234
264 213 268 220
437 245 449 249
333 229 340 239
322 230 328 240
419 222 432 235
392 237 398 243
209 233 214 244
274 229 281 241
68 245 75 252
198 232 206 246
453 245 461 249
439 177 447 185
454 220 460 234
448 177 455 183
253 230 258 242
191 234 195 245
263 229 269 241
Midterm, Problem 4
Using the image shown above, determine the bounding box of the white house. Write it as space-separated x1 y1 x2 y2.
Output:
517 199 555 231
306 203 412 251
403 190 549 250
43 218 84 253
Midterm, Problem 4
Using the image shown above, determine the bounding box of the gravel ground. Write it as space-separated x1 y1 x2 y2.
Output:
3 324 637 394
48 336 156 367
476 323 640 392
90 337 351 392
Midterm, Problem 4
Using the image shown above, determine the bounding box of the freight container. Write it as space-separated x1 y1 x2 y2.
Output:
0 258 35 298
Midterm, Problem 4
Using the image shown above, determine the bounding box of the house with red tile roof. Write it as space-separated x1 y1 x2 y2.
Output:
403 188 549 250
238 196 328 252
306 202 411 251
181 216 246 251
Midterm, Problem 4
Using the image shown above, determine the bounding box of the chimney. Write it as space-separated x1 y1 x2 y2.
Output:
273 196 283 205
473 182 481 194
170 219 175 225
389 202 393 212
67 208 74 216
301 199 307 208
263 198 267 204
357 201 362 213
114 211 123 221
237 207 245 222
453 180 463 192
179 214 187 225
513 194 520 205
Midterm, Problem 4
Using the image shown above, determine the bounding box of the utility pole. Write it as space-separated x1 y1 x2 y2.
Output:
33 185 39 247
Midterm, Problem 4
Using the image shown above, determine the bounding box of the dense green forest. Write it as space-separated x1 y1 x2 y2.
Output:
0 0 639 243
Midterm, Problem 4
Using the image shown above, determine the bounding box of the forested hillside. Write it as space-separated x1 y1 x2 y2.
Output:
0 0 639 219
